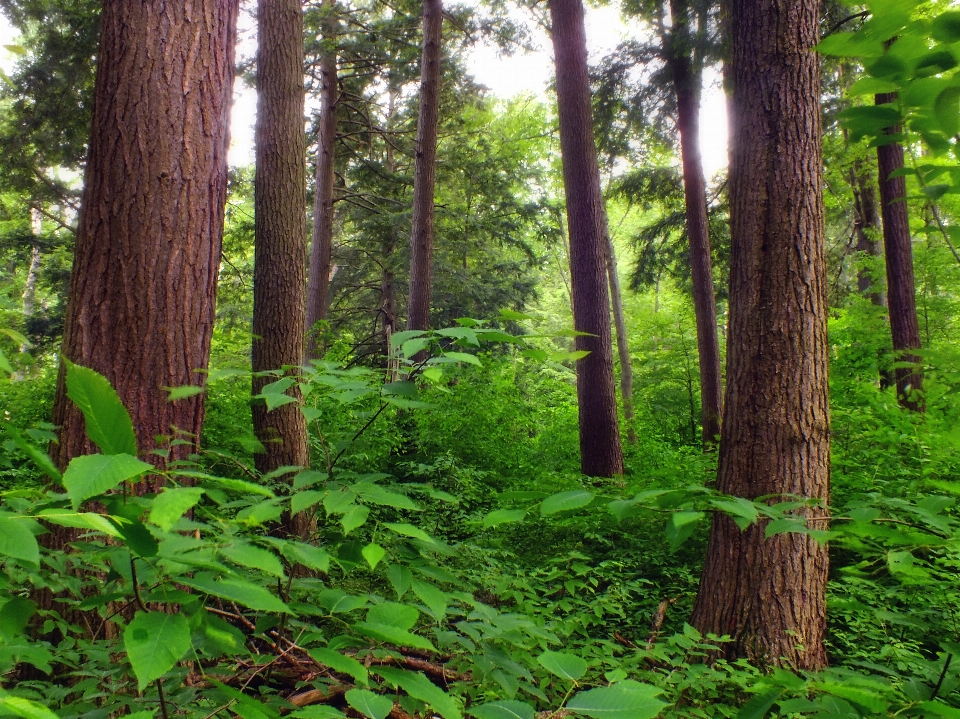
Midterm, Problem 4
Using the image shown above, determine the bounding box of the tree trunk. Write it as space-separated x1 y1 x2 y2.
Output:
383 86 400 382
690 0 830 670
604 235 637 445
406 0 443 334
667 0 723 450
876 93 923 411
851 161 885 305
549 0 624 478
252 0 310 534
21 208 43 332
50 0 239 476
305 0 338 360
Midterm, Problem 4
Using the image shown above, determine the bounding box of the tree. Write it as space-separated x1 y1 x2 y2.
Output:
549 0 624 478
305 0 338 359
50 0 239 474
876 92 923 411
690 0 830 669
406 0 443 334
252 0 311 508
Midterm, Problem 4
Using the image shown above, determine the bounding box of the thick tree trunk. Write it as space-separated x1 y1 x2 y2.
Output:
667 0 723 449
549 0 624 478
252 0 310 530
50 0 239 475
406 0 442 333
604 235 637 445
305 0 338 360
876 93 923 411
690 0 830 670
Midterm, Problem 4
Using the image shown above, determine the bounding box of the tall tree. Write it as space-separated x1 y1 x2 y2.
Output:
549 0 625 477
665 0 723 448
690 0 830 669
406 0 443 334
305 0 338 359
604 234 637 444
252 0 311 502
50 0 239 474
851 158 885 305
876 92 923 411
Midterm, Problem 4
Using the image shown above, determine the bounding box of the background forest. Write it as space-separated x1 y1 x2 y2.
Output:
1 0 960 718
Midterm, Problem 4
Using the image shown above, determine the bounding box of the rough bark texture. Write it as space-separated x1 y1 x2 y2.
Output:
690 0 830 670
50 0 239 475
406 0 442 333
549 0 624 477
851 162 884 304
305 0 338 360
667 0 723 449
252 0 310 506
876 93 923 411
604 235 637 445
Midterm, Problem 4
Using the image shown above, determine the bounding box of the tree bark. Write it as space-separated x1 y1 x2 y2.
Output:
549 0 624 478
667 0 723 450
50 0 239 476
690 0 830 670
876 93 923 411
851 161 885 305
406 0 443 334
604 235 637 445
252 0 311 527
305 0 338 360
383 86 400 382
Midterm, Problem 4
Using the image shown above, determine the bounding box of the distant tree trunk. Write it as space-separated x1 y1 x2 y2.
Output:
305 0 338 360
690 0 830 670
21 208 43 354
50 0 239 475
667 0 723 449
549 0 624 478
851 161 885 305
604 235 637 444
406 0 443 334
876 93 923 411
252 0 310 536
383 86 400 382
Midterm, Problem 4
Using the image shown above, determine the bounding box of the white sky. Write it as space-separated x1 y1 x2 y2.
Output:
1 4 727 175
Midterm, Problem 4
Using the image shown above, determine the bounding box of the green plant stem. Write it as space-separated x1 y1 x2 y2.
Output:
156 679 171 719
930 653 953 701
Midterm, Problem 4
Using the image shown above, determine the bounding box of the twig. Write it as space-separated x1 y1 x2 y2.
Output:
931 653 953 700
646 597 679 650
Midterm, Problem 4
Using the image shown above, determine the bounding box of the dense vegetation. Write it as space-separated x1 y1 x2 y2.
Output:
2 0 960 718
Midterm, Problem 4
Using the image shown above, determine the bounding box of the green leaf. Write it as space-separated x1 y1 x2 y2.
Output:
441 351 482 366
382 522 438 544
499 308 536 321
179 574 291 613
482 509 526 529
362 543 386 570
402 338 432 358
309 647 369 686
2 427 61 482
186 472 276 498
566 681 668 719
353 621 436 652
36 509 122 537
0 692 61 719
435 327 479 346
341 505 370 535
345 689 394 719
149 487 204 530
666 511 704 552
367 601 418 629
112 517 159 558
0 597 36 640
282 542 331 573
921 701 960 718
62 453 153 509
123 611 191 690
764 517 808 538
540 490 594 516
220 542 285 578
386 565 412 599
468 701 535 719
374 667 462 719
0 514 40 565
933 11 960 42
537 650 587 682
354 483 421 510
164 385 204 401
412 579 448 619
736 689 783 719
65 361 137 455
710 498 758 531
291 490 326 517
318 589 368 614
291 708 346 719
389 330 427 351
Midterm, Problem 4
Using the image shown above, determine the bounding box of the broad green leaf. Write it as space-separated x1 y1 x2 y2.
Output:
324 489 357 514
566 681 668 719
164 385 204 401
149 487 204 530
291 489 326 516
540 490 594 516
383 522 438 544
499 308 535 321
373 667 462 719
345 689 393 719
220 541 285 578
293 469 327 489
123 611 191 690
468 701 535 719
666 511 704 552
63 453 154 509
362 543 386 570
197 610 245 656
180 574 291 613
185 472 275 498
736 689 783 719
309 647 368 685
482 509 526 529
764 517 808 538
367 601 418 630
386 565 413 599
412 580 448 619
0 514 40 565
816 683 887 714
933 11 960 42
341 505 370 535
112 517 159 558
537 650 587 682
440 351 481 366
37 509 122 537
353 621 436 651
282 542 331 573
389 330 427 351
65 361 137 455
549 350 589 362
291 708 346 719
2 427 61 482
435 327 479 346
318 589 368 614
0 692 61 719
354 483 421 510
0 597 36 639
402 338 431 358
0 347 13 374
710 499 758 531
921 701 960 718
